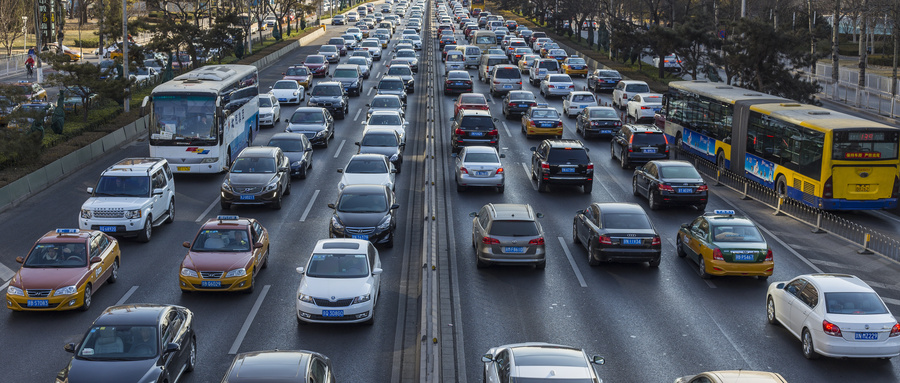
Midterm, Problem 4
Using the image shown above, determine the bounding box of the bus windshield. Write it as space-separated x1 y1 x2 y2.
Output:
150 95 217 145
832 130 899 161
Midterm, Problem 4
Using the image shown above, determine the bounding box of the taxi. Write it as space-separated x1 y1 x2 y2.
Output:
676 210 773 280
282 65 313 89
6 229 121 312
13 81 48 102
179 215 269 293
521 103 563 138
561 56 589 77
540 43 560 58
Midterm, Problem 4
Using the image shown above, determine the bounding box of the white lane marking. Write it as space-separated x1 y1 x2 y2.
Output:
115 286 139 305
557 237 587 288
809 258 869 272
367 87 374 96
353 109 362 121
521 162 537 190
0 260 15 281
883 297 900 307
0 280 9 292
299 189 321 222
868 210 900 225
501 121 511 137
196 196 221 222
334 139 347 158
229 285 271 355
864 280 900 292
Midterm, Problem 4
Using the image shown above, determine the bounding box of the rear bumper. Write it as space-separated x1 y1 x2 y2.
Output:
595 247 661 263
706 259 773 277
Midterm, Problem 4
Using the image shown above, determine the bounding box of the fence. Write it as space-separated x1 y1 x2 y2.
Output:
809 63 900 119
675 148 900 263
0 53 29 78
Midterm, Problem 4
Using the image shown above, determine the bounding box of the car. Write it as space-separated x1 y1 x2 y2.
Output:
633 160 708 210
303 55 329 77
452 93 489 115
610 124 670 168
5 100 54 130
504 19 518 31
587 69 622 92
328 182 400 247
500 90 537 119
220 147 292 210
439 34 457 49
528 58 560 85
347 12 359 22
223 350 335 382
394 41 414 52
562 91 599 118
359 40 383 60
393 49 419 72
505 39 529 58
79 158 175 242
330 64 364 97
539 73 575 98
349 49 375 68
653 53 682 72
454 146 505 193
529 31 548 46
510 47 531 64
782 274 900 359
307 81 349 120
327 37 348 55
626 93 664 123
517 54 539 73
375 76 408 104
483 343 604 381
445 51 466 73
674 371 788 383
363 110 408 146
540 42 561 57
521 103 563 138
357 127 404 172
6 229 119 312
337 153 396 191
284 107 335 147
267 132 313 179
332 14 346 25
478 54 509 83
677 210 773 279
129 67 159 84
531 37 552 52
530 138 593 193
488 64 522 96
575 106 622 138
282 65 313 89
10 81 48 101
374 32 391 48
547 49 569 63
385 64 415 93
346 56 372 79
573 202 661 266
269 80 304 105
470 203 546 269
341 34 359 49
56 304 196 383
257 94 281 127
561 56 589 77
366 94 406 119
444 70 473 95
179 215 270 292
450 109 499 152
612 80 651 109
347 27 363 40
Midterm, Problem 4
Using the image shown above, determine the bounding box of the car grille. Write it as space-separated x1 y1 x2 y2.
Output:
93 209 124 218
234 186 262 194
345 227 375 234
200 271 224 279
191 283 231 289
260 113 272 119
27 289 51 297
313 298 354 307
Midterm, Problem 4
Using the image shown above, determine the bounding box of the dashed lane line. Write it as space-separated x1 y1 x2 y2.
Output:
299 190 321 222
229 285 271 355
334 139 347 158
557 237 587 288
196 197 220 222
116 286 139 305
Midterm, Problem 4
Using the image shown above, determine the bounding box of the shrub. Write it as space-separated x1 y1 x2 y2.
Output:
73 39 100 48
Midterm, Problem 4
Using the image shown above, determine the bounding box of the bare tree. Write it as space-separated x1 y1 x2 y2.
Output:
0 0 27 56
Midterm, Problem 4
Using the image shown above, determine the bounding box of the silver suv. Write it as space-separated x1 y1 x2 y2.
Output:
79 158 175 243
470 203 546 269
489 65 522 96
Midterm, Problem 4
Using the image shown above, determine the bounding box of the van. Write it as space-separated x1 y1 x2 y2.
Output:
489 65 522 95
459 45 481 69
478 54 509 83
472 31 498 52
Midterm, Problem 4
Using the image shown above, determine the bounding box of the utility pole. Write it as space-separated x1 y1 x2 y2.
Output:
809 0 815 74
122 0 129 112
741 0 746 18
832 0 841 99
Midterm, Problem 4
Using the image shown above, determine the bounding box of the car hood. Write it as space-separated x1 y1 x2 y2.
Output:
299 276 373 299
59 358 161 383
340 173 392 188
309 95 343 103
285 152 307 163
183 251 251 271
305 63 325 69
334 77 360 85
82 197 149 210
15 267 86 290
227 173 277 186
287 123 327 132
358 146 400 158
335 211 390 227
259 106 275 114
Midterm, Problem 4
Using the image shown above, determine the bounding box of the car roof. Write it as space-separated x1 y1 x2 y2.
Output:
226 350 320 381
623 123 662 133
335 64 359 69
650 159 694 168
369 110 402 116
619 80 648 85
202 215 253 229
104 157 166 175
593 202 646 214
314 238 370 253
313 81 343 87
804 274 872 292
486 203 535 220
37 229 94 244
94 304 181 326
238 146 280 158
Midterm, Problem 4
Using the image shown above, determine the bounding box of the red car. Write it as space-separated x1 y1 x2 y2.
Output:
453 93 490 116
303 55 329 77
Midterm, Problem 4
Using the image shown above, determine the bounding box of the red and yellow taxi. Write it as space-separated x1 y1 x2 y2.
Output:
179 215 269 293
676 210 774 279
282 65 313 89
6 229 121 312
561 57 589 77
521 103 564 138
11 81 48 102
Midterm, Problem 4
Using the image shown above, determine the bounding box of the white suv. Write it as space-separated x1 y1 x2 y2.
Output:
612 80 651 110
79 158 175 243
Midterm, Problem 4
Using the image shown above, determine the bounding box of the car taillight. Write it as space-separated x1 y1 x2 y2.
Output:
622 93 628 99
586 164 594 170
824 176 834 198
891 323 900 337
496 167 504 174
493 80 500 84
517 81 522 85
508 102 517 107
765 249 773 262
455 128 464 135
460 167 468 174
651 236 661 246
627 135 634 152
615 121 622 126
712 248 724 261
488 129 499 136
598 235 613 245
556 121 563 127
482 236 500 244
697 185 709 192
568 85 574 89
540 162 549 170
658 184 675 192
528 237 545 245
641 106 651 110
823 320 842 337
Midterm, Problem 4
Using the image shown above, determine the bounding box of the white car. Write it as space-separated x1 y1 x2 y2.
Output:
562 91 599 118
766 273 900 359
363 110 407 146
653 53 682 72
269 80 305 105
337 153 396 191
257 94 281 127
612 80 651 109
454 146 505 193
625 93 663 122
539 74 575 98
296 238 382 324
129 67 159 83
406 35 423 50
483 343 605 382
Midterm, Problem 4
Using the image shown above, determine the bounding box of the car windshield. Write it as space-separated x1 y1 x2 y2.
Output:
463 152 499 163
571 94 595 103
312 86 342 96
285 67 309 76
334 69 359 78
369 114 402 125
76 325 159 360
589 109 618 118
267 139 305 152
191 228 251 251
602 213 653 230
93 176 150 197
291 111 325 124
824 292 889 314
388 67 412 76
305 56 325 64
346 158 388 173
659 165 700 179
625 83 650 92
273 81 296 89
230 157 277 174
361 133 399 146
258 97 272 107
337 192 388 212
489 220 539 236
712 225 764 242
306 253 369 278
24 242 88 268
379 80 405 91
447 54 464 62
531 109 559 119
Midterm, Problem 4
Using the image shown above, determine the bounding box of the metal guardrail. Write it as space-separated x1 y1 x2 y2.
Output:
676 147 900 262
808 63 900 119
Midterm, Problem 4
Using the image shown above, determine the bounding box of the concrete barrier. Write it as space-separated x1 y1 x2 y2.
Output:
43 159 63 181
111 127 127 146
124 121 138 138
24 170 49 194
89 140 105 159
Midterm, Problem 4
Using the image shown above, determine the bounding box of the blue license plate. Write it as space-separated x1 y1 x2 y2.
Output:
518 104 529 108
642 148 657 153
27 300 49 307
579 105 587 108
453 82 463 85
503 85 512 89
322 310 345 317
734 253 755 261
474 171 489 176
503 247 526 253
240 195 255 200
352 234 369 240
99 226 117 232
470 132 484 137
855 332 878 340
540 123 552 128
677 188 693 194
560 167 575 173
201 281 221 287
622 238 641 245
600 130 612 134
278 98 287 102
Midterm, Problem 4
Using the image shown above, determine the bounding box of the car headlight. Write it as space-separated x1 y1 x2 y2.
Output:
222 179 233 192
352 293 371 304
181 268 198 277
225 268 247 278
298 293 315 303
390 154 399 162
338 182 346 190
292 160 303 167
54 285 78 296
123 209 142 219
80 209 92 219
293 91 299 96
7 285 24 296
263 179 279 192
331 215 344 230
377 215 392 230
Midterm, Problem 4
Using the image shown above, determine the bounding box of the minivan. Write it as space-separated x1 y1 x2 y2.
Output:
489 65 522 95
472 31 498 51
460 45 482 68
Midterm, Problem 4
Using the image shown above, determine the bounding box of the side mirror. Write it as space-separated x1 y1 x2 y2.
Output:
164 342 180 353
86 187 94 194
296 267 305 275
468 212 478 217
337 169 344 173
253 242 264 248
448 117 454 121
365 103 370 107
372 267 383 275
64 343 77 353
530 146 536 152
284 118 290 122
499 154 506 158
391 203 400 209
591 355 605 365
451 153 458 158
481 354 493 363
777 282 786 289
635 165 643 171
355 141 361 145
680 223 689 229
577 209 584 215
305 147 313 152
268 86 273 89
493 117 498 122
182 241 191 248
327 203 336 209
90 256 103 264
152 188 164 196
536 213 544 218
15 256 24 263
279 167 290 172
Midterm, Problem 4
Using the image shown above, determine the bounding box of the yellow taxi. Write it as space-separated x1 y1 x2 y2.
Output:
676 210 774 279
561 57 589 77
179 215 269 293
59 45 82 61
521 103 564 138
12 81 47 102
6 229 121 312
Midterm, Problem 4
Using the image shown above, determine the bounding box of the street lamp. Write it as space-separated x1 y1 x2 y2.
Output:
22 16 27 54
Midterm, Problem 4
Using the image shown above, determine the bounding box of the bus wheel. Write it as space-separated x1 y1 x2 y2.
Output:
716 151 725 171
776 176 788 198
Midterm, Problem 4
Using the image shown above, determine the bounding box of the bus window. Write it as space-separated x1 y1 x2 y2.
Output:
832 130 899 161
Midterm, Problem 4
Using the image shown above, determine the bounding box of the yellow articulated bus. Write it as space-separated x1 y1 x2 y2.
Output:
659 80 900 210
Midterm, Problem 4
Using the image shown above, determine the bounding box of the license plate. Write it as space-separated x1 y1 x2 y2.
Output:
540 123 552 128
600 130 612 134
503 85 512 89
474 171 489 176
642 148 657 153
352 234 369 240
503 247 526 253
560 167 575 173
177 166 190 171
453 82 463 85
322 310 345 317
201 281 221 287
470 132 484 137
27 300 49 307
677 188 693 193
579 105 587 108
855 332 878 340
240 195 255 200
856 184 870 192
622 238 641 245
653 108 661 112
734 253 755 261
99 226 117 232
278 98 287 102
518 104 529 108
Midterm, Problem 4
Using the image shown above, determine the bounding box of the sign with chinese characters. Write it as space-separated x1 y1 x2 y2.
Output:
38 0 57 43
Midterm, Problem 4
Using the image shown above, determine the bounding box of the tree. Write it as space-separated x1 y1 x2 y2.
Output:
645 24 680 78
672 17 716 80
41 53 133 122
0 0 27 56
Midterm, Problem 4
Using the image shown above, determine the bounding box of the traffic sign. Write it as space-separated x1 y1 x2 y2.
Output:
718 30 726 39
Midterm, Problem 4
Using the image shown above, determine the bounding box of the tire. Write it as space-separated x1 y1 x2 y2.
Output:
537 177 547 192
632 177 640 196
300 164 308 179
648 190 661 210
285 181 291 196
137 217 152 243
497 185 504 193
572 222 580 244
609 143 616 161
758 275 769 281
364 310 375 325
588 242 600 266
185 338 196 372
776 176 788 199
583 182 592 194
802 329 819 359
107 259 119 283
766 297 779 325
261 249 269 269
243 271 256 294
535 260 546 270
164 199 175 223
456 178 466 192
698 257 711 279
220 201 231 210
271 194 283 210
79 285 92 312
676 235 686 258
695 203 707 211
476 256 488 268
648 257 660 267
619 150 629 169
384 232 394 248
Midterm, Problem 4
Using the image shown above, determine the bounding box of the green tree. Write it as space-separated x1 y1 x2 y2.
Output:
644 25 680 79
672 17 716 80
41 53 133 122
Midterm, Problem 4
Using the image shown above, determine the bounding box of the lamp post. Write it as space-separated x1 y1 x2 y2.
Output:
22 16 27 54
122 0 129 112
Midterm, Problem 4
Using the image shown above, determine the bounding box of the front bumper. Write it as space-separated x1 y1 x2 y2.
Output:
221 188 282 205
297 300 374 323
179 274 253 292
7 288 86 311
80 217 147 237
330 225 392 245
259 114 275 125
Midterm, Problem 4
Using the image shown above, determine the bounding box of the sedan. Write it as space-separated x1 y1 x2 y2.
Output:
337 153 396 191
539 74 575 98
675 371 788 383
57 304 196 383
561 56 589 77
327 185 399 248
453 93 490 116
220 147 292 210
454 146 505 193
393 49 419 71
676 210 773 279
766 274 900 359
347 56 372 79
303 55 329 77
483 343 604 383
269 80 304 105
296 238 383 324
363 110 408 146
517 54 539 73
444 70 474 95
521 104 563 138
562 91 599 118
573 202 662 266
284 107 335 147
633 160 707 210
575 106 622 138
386 64 416 93
439 34 457 49
626 93 664 123
366 94 406 119
223 350 336 382
179 215 270 292
587 69 622 92
257 94 281 127
267 132 313 179
500 90 537 119
282 65 312 89
358 126 403 168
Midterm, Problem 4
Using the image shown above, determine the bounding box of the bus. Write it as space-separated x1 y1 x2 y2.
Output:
470 0 483 12
146 64 259 173
659 80 900 210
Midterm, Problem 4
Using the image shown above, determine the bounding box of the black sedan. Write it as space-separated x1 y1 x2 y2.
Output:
572 202 661 267
267 132 314 179
222 350 336 382
501 90 537 119
587 69 622 92
57 304 196 383
632 160 708 210
328 184 399 248
220 146 292 210
443 70 473 95
575 106 622 138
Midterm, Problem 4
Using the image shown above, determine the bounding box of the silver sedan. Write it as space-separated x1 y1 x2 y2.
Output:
539 74 575 98
454 146 505 193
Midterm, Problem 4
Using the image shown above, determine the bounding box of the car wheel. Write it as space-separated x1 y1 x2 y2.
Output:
497 185 504 193
262 249 270 269
535 260 546 270
698 257 711 279
619 150 629 169
79 285 92 312
758 275 769 281
537 176 547 193
322 138 329 148
695 203 707 211
588 241 600 266
285 181 292 196
648 257 660 267
137 217 152 243
107 259 119 283
609 142 616 160
676 235 686 258
165 199 175 223
632 177 640 196
300 164 308 179
220 201 231 210
583 181 592 194
802 328 819 359
648 190 661 210
476 255 488 268
243 271 256 294
572 222 580 244
364 309 376 325
384 232 394 248
767 297 779 325
272 194 283 210
185 338 196 372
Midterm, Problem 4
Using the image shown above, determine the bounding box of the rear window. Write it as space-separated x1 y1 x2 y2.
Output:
548 75 570 82
571 94 595 103
494 67 520 79
487 57 506 67
547 148 589 165
488 220 539 236
631 132 666 146
589 109 618 119
824 292 889 314
659 165 700 179
832 129 899 160
597 70 620 78
459 116 494 130
538 61 559 71
625 83 650 93
463 152 499 163
711 225 764 242
602 213 652 230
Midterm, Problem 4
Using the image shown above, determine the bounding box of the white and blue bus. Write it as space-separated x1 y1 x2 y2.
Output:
146 65 259 173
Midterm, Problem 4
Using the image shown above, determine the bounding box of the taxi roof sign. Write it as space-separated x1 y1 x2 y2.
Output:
535 102 549 107
56 229 80 234
216 215 240 221
714 210 735 215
